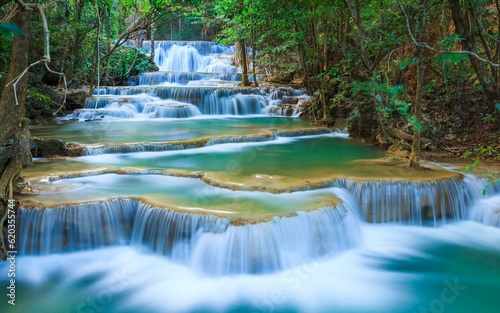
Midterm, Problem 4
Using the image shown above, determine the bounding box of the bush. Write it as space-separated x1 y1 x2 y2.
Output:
104 46 157 85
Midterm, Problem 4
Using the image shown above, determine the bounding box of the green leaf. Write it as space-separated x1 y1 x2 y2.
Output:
398 57 414 70
0 23 24 38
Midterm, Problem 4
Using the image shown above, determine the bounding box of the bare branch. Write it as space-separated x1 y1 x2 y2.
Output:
396 0 500 67
4 1 66 106
5 59 44 105
45 62 68 116
37 4 50 62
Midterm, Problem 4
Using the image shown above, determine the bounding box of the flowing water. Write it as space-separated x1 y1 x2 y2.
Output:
2 41 499 313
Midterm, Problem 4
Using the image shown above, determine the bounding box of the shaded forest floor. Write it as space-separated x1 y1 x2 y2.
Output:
420 88 499 162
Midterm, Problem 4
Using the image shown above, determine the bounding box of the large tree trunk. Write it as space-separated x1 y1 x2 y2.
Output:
447 0 500 105
0 10 32 260
240 40 250 87
408 0 426 167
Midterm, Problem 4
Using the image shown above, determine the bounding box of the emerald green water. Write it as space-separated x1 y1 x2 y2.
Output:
30 117 313 144
4 39 500 313
19 174 339 214
72 135 386 178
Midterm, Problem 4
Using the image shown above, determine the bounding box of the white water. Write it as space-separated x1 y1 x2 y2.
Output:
144 41 238 73
70 41 307 120
469 194 500 227
4 220 500 313
13 39 500 312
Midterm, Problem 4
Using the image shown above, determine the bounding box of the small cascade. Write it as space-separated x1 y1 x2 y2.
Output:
139 72 205 85
469 194 500 227
143 41 237 73
131 203 229 262
275 128 333 137
82 143 188 155
199 93 267 115
69 41 310 120
143 100 201 118
130 201 361 275
204 134 276 146
17 199 137 254
191 204 361 275
263 88 309 116
334 177 474 225
17 195 361 275
265 105 302 116
137 72 246 86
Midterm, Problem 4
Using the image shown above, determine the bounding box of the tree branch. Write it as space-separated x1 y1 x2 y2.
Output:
396 0 500 67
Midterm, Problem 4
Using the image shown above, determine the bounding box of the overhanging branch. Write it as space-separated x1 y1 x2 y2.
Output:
396 0 500 68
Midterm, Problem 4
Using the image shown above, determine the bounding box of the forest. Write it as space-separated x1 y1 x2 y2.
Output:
1 2 500 312
1 0 500 216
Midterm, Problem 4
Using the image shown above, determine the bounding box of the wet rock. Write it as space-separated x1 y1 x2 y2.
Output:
30 137 70 157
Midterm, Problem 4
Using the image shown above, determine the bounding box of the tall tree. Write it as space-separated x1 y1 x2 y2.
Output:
408 0 427 167
0 6 32 259
447 0 500 106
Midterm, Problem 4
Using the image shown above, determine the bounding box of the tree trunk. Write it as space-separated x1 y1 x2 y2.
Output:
409 49 424 167
447 0 500 105
64 0 85 80
251 29 258 87
408 0 426 167
0 10 32 260
240 40 250 87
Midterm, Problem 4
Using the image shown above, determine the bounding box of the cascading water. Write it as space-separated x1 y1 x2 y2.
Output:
469 194 500 227
10 39 500 313
69 41 308 120
190 204 361 275
333 177 473 225
142 41 237 73
16 195 361 276
17 199 138 254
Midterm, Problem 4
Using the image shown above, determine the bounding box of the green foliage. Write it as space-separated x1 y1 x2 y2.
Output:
105 46 155 83
462 150 500 196
26 88 51 106
0 22 23 39
479 113 497 123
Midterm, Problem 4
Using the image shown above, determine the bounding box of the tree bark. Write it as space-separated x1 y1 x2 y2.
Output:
408 0 426 167
240 40 250 86
0 10 32 260
64 0 85 80
447 0 500 104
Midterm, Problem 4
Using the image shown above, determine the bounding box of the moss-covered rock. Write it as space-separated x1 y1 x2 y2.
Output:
30 137 69 157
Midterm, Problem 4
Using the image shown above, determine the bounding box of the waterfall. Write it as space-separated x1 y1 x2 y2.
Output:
204 134 276 146
131 203 229 262
469 194 500 227
191 204 361 275
17 197 361 275
17 199 137 254
139 72 204 85
82 143 188 155
275 128 333 137
142 41 237 73
143 100 201 118
199 94 268 115
67 41 310 120
333 177 475 225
